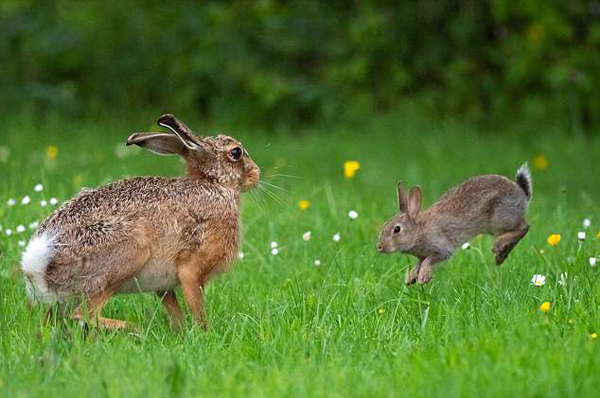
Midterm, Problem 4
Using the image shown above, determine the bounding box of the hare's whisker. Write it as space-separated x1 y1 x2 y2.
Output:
259 180 288 192
257 184 288 208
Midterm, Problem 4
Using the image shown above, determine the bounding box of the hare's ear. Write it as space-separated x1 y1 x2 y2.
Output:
126 133 188 157
156 114 214 161
408 186 422 220
397 182 409 213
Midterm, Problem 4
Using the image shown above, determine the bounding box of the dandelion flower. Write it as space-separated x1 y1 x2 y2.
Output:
531 274 546 286
34 184 43 192
271 241 278 249
238 252 244 260
333 233 341 242
591 333 598 340
540 302 551 313
462 242 470 250
533 155 548 171
378 307 385 315
590 257 597 267
348 210 358 220
5 229 12 236
547 234 561 246
597 231 600 240
16 225 25 233
21 196 31 205
583 219 591 228
45 145 58 160
18 240 25 247
7 198 15 206
314 259 321 267
344 160 360 179
578 231 586 241
271 248 279 256
40 200 47 207
302 231 312 241
298 200 311 211
49 198 58 205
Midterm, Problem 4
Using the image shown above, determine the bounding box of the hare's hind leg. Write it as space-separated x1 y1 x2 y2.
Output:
156 290 184 331
493 223 529 265
73 289 131 330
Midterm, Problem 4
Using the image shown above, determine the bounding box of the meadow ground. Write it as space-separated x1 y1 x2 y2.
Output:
0 113 599 397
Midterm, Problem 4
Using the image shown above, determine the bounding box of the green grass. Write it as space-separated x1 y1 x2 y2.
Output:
1 113 599 397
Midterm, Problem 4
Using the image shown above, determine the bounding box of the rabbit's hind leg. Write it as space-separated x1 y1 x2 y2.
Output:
493 223 529 265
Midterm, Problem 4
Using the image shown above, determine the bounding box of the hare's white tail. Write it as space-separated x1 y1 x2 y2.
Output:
22 232 58 304
515 162 533 202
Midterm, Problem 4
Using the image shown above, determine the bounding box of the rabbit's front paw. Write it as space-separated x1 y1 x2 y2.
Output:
405 267 419 285
416 266 432 284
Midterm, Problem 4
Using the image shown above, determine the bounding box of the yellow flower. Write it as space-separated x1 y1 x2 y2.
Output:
45 145 58 160
547 234 561 246
533 155 548 171
298 199 311 210
378 307 385 315
344 161 360 179
597 231 600 240
591 333 598 340
539 302 551 313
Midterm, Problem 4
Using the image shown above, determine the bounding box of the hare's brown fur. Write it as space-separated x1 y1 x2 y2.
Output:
378 165 532 285
23 114 260 331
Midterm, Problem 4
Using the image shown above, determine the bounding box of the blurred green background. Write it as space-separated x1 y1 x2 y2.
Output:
2 0 600 131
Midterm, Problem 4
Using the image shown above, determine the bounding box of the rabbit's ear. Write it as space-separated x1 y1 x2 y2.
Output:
126 132 188 157
156 114 214 161
397 182 409 213
408 186 422 219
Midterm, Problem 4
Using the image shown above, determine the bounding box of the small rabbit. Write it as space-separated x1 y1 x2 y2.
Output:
22 114 260 330
377 164 532 285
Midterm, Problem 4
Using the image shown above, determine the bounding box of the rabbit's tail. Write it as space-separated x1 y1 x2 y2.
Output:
515 162 533 202
22 231 59 304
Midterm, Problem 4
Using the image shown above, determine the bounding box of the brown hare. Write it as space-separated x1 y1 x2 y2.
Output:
378 164 532 285
22 114 260 331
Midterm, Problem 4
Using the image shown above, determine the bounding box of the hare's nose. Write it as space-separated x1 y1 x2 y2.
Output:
377 243 384 252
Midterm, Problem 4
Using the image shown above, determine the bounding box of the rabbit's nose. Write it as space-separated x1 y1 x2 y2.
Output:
377 243 384 252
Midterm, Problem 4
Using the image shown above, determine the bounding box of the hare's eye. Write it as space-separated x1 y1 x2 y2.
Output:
230 147 243 161
393 225 401 234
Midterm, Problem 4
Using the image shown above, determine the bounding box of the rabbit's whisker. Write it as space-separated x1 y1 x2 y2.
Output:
259 180 288 192
257 184 288 208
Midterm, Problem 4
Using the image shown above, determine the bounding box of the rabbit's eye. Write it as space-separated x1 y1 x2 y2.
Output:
230 147 243 161
393 225 401 234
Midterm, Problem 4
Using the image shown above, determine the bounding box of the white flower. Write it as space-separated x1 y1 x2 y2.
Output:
531 274 546 287
558 272 568 286
34 184 43 192
270 241 278 249
238 252 244 260
461 242 470 250
578 231 586 241
7 198 15 206
333 233 341 242
49 198 58 205
302 231 312 241
590 257 597 267
583 219 591 228
348 210 358 220
40 200 48 207
16 225 25 233
29 221 39 229
271 248 279 255
5 229 12 236
21 196 31 205
18 240 25 247
314 259 321 267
